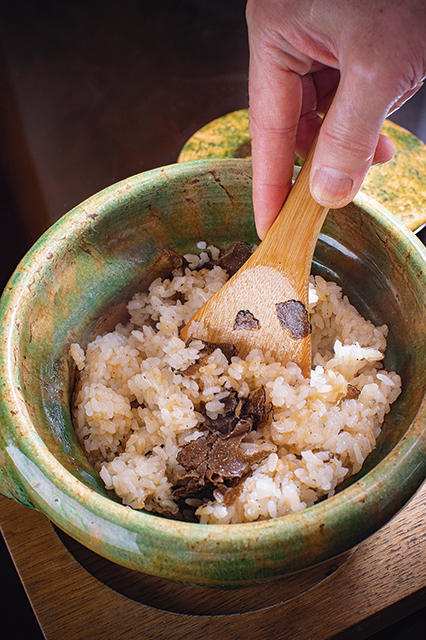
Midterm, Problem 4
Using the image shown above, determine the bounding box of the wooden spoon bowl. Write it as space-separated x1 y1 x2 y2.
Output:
181 140 328 376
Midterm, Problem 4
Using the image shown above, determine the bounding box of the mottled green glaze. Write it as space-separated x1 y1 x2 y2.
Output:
178 111 426 230
1 159 426 588
177 109 254 162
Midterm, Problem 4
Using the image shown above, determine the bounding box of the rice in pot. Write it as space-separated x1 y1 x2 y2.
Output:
70 242 401 524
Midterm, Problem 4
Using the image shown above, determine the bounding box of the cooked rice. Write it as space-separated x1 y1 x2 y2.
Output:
70 244 401 524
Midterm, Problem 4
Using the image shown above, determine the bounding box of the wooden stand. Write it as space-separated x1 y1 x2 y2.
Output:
1 481 425 640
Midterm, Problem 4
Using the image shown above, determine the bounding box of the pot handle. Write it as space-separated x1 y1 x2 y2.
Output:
0 450 35 509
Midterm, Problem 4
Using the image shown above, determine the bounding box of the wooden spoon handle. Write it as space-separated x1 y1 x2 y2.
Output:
251 132 328 285
180 104 333 377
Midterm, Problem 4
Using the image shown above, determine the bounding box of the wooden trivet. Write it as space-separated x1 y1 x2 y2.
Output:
0 481 425 640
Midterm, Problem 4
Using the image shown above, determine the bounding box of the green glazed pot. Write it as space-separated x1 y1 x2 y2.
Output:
1 158 426 588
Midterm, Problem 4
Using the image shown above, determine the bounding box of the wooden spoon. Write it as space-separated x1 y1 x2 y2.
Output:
180 134 329 378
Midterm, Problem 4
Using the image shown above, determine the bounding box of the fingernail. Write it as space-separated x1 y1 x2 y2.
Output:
311 167 353 206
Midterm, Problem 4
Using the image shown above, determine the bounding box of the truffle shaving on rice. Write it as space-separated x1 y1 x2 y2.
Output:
70 242 401 524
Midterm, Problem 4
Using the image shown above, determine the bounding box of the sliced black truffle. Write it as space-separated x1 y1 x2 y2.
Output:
276 300 312 339
204 413 239 436
216 242 252 276
221 388 241 415
172 387 273 504
182 341 236 376
243 386 271 424
342 384 361 401
202 341 236 363
233 309 260 331
206 434 251 482
164 248 184 270
176 436 210 471
174 438 213 500
199 242 252 275
203 390 243 435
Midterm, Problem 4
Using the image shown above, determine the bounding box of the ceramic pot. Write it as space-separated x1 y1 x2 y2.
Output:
1 159 426 588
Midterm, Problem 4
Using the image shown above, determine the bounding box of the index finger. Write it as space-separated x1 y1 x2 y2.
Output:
248 44 303 239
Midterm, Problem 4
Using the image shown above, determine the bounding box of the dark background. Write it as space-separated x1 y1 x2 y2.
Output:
1 1 426 637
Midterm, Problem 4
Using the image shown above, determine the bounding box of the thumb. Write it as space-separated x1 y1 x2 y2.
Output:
310 77 395 208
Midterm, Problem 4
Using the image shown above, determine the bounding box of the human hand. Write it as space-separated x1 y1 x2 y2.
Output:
246 0 426 238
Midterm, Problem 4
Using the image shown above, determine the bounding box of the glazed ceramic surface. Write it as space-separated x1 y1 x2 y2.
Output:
1 159 426 588
178 111 426 231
